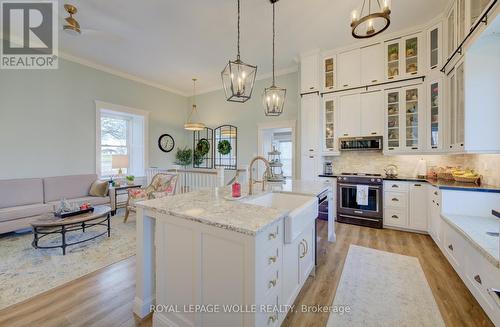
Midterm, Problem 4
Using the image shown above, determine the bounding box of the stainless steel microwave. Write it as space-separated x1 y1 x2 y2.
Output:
339 136 383 151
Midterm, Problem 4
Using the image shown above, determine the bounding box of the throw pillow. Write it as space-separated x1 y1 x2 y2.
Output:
89 180 109 197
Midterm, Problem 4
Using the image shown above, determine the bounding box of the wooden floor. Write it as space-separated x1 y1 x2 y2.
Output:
0 221 494 327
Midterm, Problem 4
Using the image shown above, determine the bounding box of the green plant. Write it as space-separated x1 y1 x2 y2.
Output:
193 149 204 166
175 147 192 167
196 138 210 156
125 175 135 181
217 140 232 155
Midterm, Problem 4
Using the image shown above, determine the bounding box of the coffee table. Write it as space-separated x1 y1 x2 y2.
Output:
31 205 112 255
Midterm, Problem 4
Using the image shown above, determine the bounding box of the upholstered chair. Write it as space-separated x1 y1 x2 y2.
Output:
123 173 178 222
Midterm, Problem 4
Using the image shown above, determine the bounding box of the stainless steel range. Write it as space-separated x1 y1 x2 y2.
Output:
336 173 383 229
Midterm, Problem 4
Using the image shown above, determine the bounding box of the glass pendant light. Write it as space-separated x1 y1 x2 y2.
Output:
350 0 391 39
221 0 257 103
184 78 205 131
263 0 286 117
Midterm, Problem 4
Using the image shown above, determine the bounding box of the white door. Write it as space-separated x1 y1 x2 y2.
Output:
301 154 319 181
337 49 361 89
360 90 384 136
282 237 301 307
361 43 384 85
409 183 428 231
298 223 315 285
338 93 361 137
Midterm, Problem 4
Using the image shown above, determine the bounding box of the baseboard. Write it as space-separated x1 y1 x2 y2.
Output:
133 296 154 318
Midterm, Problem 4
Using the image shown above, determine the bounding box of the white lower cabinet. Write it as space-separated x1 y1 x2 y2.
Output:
383 181 427 232
427 186 442 245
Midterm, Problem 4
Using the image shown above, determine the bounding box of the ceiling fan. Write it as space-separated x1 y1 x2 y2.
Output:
62 3 122 41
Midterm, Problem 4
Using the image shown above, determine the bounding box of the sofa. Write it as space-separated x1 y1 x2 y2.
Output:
0 174 111 234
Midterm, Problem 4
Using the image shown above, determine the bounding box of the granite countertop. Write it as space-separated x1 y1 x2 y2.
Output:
136 180 330 236
318 174 500 193
441 213 499 269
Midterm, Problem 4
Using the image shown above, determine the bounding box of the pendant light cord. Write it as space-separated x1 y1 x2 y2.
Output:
272 2 275 86
237 0 241 60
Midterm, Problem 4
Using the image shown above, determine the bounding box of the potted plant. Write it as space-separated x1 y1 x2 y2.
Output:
125 175 135 185
175 147 193 169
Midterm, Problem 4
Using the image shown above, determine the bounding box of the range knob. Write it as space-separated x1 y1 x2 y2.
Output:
337 177 342 181
370 178 375 182
377 179 381 182
343 177 347 181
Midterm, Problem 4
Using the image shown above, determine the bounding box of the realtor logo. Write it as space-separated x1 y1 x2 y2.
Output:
1 1 58 69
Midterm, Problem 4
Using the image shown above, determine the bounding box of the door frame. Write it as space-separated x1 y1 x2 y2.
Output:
257 120 297 179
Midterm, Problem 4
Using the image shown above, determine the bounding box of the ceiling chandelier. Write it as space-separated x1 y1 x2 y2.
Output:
63 4 81 35
221 0 257 103
350 0 391 39
184 78 205 131
263 0 286 117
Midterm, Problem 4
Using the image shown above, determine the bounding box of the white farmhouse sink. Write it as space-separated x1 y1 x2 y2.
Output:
243 192 318 243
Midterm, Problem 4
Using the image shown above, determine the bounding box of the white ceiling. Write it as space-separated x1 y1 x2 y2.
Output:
59 0 448 95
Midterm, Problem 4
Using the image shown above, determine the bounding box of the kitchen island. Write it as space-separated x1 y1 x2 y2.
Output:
133 180 333 327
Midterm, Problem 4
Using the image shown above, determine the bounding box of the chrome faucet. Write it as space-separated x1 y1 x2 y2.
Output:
248 156 271 195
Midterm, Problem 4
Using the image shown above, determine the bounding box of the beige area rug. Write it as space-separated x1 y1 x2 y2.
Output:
327 245 445 327
0 213 136 310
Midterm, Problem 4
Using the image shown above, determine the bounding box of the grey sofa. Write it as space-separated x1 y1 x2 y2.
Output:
0 174 111 234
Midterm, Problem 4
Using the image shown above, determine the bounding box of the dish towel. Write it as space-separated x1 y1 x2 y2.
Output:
356 185 369 206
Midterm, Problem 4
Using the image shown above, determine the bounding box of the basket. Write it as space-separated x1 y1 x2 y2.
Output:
453 175 481 184
437 172 454 180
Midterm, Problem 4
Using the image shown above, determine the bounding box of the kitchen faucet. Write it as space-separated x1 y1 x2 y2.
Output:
248 156 271 195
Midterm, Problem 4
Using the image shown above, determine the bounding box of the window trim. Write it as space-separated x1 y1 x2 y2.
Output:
95 100 149 179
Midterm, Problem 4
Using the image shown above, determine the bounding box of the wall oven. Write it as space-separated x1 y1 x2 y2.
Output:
336 174 383 228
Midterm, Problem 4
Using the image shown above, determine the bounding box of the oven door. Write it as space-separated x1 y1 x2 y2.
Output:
337 184 382 219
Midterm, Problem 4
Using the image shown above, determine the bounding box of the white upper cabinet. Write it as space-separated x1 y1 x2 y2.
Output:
447 60 465 151
300 94 320 154
427 78 444 151
403 34 422 77
427 23 442 71
322 95 339 154
385 33 422 80
323 56 336 91
360 91 384 136
385 39 402 80
337 49 361 89
468 0 491 28
338 93 361 137
447 4 457 57
361 43 384 85
457 0 467 43
300 52 319 93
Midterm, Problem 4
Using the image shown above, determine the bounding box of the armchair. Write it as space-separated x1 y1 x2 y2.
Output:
123 173 178 223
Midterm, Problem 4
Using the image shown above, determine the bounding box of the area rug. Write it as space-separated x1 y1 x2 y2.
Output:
327 245 445 327
0 214 136 310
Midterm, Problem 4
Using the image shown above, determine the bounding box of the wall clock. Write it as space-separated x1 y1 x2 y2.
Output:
158 134 175 153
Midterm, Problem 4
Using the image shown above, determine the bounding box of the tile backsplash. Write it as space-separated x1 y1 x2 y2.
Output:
326 152 500 186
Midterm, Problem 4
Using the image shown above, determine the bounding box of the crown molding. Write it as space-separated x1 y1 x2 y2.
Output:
196 65 298 95
58 51 189 96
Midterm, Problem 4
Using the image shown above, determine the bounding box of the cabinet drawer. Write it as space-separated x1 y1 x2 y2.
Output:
384 181 409 191
465 245 500 324
384 191 408 209
384 208 408 227
442 223 465 271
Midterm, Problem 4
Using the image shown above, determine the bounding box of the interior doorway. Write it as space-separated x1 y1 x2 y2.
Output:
257 120 296 179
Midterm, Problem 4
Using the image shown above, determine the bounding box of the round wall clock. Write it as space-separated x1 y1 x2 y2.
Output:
158 134 175 153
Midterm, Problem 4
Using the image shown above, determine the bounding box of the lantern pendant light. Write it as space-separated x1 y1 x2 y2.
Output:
350 0 391 39
221 0 257 103
184 78 205 131
263 0 286 117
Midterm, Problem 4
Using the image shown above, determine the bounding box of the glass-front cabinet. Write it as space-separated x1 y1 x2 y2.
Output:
384 85 424 153
323 57 335 90
385 34 421 80
428 23 442 71
322 95 339 155
469 0 490 28
428 79 443 150
447 60 465 151
447 5 456 57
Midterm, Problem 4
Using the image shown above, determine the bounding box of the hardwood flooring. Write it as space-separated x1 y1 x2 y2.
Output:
0 221 494 327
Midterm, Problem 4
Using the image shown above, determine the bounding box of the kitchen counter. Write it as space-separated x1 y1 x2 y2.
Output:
319 174 500 193
441 213 500 268
136 179 332 236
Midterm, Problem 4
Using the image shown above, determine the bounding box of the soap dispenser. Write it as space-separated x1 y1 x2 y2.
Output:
231 171 241 198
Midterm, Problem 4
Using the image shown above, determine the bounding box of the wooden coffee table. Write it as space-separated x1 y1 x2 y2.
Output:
31 205 112 255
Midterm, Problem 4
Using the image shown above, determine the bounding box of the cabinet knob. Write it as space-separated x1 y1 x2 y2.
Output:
268 279 277 288
343 84 349 87
372 79 378 83
392 198 399 202
268 256 277 264
391 215 399 219
268 314 278 323
414 184 422 187
343 133 348 136
371 132 377 135
448 244 453 251
411 72 418 75
474 275 482 284
434 191 438 195
487 288 500 301
268 232 277 240
392 184 399 188
309 86 314 90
